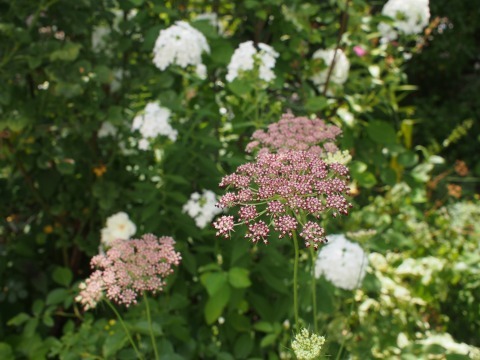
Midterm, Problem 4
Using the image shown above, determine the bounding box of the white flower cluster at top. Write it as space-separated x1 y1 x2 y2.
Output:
100 212 136 247
315 234 368 290
378 0 430 43
291 328 325 360
226 41 279 83
183 190 222 229
132 102 177 150
310 48 350 95
153 21 210 75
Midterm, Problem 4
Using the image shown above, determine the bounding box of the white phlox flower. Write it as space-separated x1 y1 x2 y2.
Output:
378 0 430 43
153 21 210 71
183 190 222 229
226 41 279 83
100 212 136 247
315 234 368 290
131 102 177 150
310 48 350 94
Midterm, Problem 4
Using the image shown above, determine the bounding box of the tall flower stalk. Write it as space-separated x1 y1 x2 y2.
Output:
214 114 351 330
76 234 181 357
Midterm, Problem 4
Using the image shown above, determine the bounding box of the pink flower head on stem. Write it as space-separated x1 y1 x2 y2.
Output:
76 234 181 310
213 150 352 249
245 113 342 156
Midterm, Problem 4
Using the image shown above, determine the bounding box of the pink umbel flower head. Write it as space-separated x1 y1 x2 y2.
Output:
76 234 181 309
213 150 352 249
246 113 342 156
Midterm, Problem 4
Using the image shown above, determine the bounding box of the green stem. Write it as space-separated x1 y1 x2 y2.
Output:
292 231 300 332
309 246 318 333
144 293 159 360
105 299 143 360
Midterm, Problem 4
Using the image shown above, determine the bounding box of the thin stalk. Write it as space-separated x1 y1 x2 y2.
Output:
105 299 143 360
309 246 318 333
144 293 159 360
292 231 300 332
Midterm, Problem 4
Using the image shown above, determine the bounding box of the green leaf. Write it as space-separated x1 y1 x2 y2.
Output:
204 284 231 324
103 331 128 358
200 271 228 296
253 321 273 333
55 82 83 98
355 171 377 188
52 267 73 287
367 121 397 144
228 79 252 96
49 42 82 62
411 163 434 183
349 161 367 176
305 96 328 113
46 288 69 306
0 343 14 360
7 312 30 326
260 333 278 348
234 333 254 359
397 151 418 167
228 267 251 289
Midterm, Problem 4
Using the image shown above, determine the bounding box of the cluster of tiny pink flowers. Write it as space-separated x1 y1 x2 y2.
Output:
245 113 342 155
76 234 181 310
213 150 351 249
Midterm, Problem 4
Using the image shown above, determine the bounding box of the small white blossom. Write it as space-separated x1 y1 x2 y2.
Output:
98 122 117 138
315 234 368 290
183 190 222 229
291 328 325 360
311 48 350 94
100 212 136 247
226 41 279 83
417 332 480 358
195 63 207 79
91 26 110 53
153 21 210 71
132 102 177 150
378 0 430 43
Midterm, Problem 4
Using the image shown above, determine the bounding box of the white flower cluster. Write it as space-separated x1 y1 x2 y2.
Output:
97 121 117 138
378 0 430 43
226 41 279 83
395 256 445 285
315 234 368 290
100 212 136 247
324 150 352 165
291 328 325 360
183 190 222 228
153 21 210 75
310 48 350 94
132 102 177 150
404 332 480 358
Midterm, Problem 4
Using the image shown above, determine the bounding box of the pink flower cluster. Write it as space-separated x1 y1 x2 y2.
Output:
213 150 351 249
245 113 342 155
76 234 181 309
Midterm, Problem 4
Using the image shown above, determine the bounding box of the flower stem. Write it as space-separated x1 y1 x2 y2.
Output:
309 246 318 333
105 299 143 360
144 293 160 360
292 231 300 332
